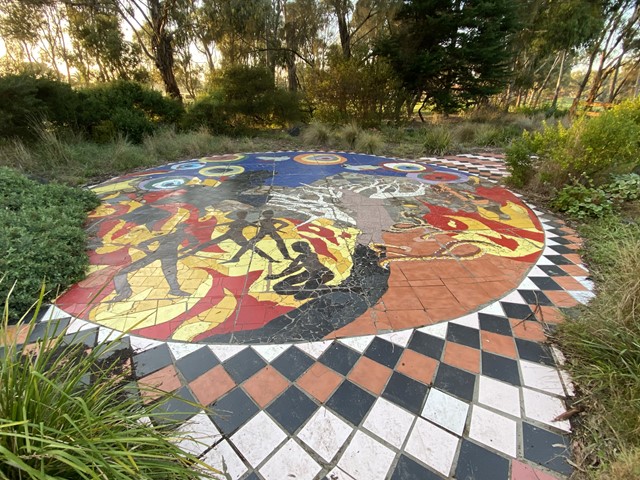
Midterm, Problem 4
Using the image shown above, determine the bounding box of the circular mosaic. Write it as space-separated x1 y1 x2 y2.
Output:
56 152 544 344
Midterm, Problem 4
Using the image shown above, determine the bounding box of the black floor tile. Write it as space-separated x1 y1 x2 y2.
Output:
515 338 555 366
210 388 259 436
133 344 173 378
550 236 571 245
446 323 480 349
478 314 511 336
266 386 318 434
433 364 476 402
549 245 573 254
518 290 554 306
500 302 534 320
26 318 71 343
455 439 510 480
240 473 260 480
176 347 220 382
391 455 442 480
63 328 98 348
151 385 201 423
270 347 314 381
223 348 267 383
539 265 568 277
523 422 573 475
364 337 403 369
95 337 131 360
326 380 376 426
318 342 360 375
530 277 563 291
407 331 445 360
545 255 573 266
481 351 520 386
382 372 429 414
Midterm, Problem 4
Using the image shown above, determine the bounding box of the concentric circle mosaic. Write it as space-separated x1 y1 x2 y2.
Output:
55 152 544 344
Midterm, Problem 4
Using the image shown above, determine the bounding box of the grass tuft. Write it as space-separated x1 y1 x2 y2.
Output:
301 122 332 146
355 130 384 154
423 125 454 155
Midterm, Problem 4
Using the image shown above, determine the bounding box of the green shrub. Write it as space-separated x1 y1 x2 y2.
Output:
0 302 219 479
181 92 230 134
0 74 79 140
0 168 100 322
551 181 614 219
77 81 184 143
423 126 454 155
505 135 536 188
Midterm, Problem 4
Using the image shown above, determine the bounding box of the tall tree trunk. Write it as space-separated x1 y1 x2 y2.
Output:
149 0 181 101
551 50 567 109
608 54 623 103
570 45 600 117
533 53 561 108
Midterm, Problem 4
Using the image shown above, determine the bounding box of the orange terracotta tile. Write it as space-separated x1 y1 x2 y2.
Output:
396 349 438 385
443 342 480 373
426 306 467 323
481 331 517 358
479 280 512 299
242 366 289 408
545 290 580 307
560 264 588 276
553 276 587 291
297 363 343 402
445 282 493 308
347 356 392 394
388 268 409 287
510 319 548 342
139 365 182 403
327 310 388 339
407 279 445 287
535 305 566 323
381 287 424 311
412 285 460 310
396 262 442 281
387 310 433 330
189 365 235 406
563 253 583 264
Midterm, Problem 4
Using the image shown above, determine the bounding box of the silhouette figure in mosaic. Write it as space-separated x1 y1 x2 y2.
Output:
112 223 197 301
265 241 335 299
223 210 291 263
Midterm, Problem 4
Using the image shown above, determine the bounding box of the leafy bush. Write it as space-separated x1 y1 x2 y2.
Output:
77 81 184 143
0 303 218 479
0 74 79 140
551 174 640 219
181 92 230 134
0 168 100 321
506 99 640 190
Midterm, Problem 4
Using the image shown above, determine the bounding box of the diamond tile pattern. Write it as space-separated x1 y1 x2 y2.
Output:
34 156 585 479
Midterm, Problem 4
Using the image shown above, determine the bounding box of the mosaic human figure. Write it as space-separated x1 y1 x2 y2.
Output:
223 209 291 263
265 241 334 299
112 223 197 301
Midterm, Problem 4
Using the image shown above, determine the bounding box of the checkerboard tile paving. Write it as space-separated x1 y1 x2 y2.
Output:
24 154 588 480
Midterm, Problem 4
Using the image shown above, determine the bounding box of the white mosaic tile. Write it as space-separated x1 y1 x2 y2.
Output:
520 360 565 396
417 322 448 339
65 318 94 334
477 376 521 418
129 336 163 353
208 345 246 363
421 389 469 435
523 388 571 432
404 418 458 476
297 407 353 462
259 439 321 480
378 329 413 348
469 405 517 457
176 411 222 456
296 340 332 359
337 430 396 480
200 440 247 480
363 398 415 449
168 342 204 360
479 302 505 317
450 313 479 329
230 412 287 467
569 290 596 304
339 335 374 353
251 344 290 362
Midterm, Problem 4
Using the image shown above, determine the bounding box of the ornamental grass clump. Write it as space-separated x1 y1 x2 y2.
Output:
0 289 219 480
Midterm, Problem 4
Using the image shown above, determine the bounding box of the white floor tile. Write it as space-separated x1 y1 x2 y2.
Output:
168 342 203 360
417 323 448 339
200 440 247 480
326 467 356 479
176 411 222 456
404 418 459 476
477 376 521 417
363 398 415 449
520 360 565 396
468 405 517 457
523 388 571 432
297 407 353 462
479 302 505 317
230 412 287 467
378 330 413 347
251 344 289 362
421 389 469 435
129 336 163 353
337 430 396 480
339 335 374 353
208 345 246 362
259 439 321 480
296 340 332 358
450 313 479 329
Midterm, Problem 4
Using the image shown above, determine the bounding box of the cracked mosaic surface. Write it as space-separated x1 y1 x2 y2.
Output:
22 153 592 479
56 152 544 344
